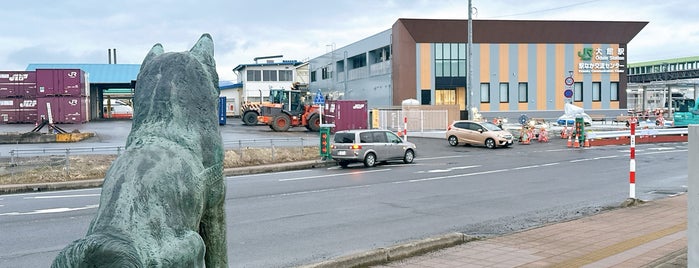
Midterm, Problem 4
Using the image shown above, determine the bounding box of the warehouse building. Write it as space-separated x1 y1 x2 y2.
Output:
309 19 647 120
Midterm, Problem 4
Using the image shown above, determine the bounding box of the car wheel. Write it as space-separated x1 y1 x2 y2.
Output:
485 138 496 149
403 149 414 164
448 135 459 146
338 161 349 168
363 153 376 167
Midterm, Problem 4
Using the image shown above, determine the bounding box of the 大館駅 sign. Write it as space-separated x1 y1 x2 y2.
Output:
577 47 625 73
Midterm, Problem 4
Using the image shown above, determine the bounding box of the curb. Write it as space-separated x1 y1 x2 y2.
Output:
0 159 336 195
298 233 479 268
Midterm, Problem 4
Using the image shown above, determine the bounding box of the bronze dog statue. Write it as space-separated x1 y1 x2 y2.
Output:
52 34 227 267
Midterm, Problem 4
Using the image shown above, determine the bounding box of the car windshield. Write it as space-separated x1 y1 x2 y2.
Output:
334 133 355 143
481 122 503 131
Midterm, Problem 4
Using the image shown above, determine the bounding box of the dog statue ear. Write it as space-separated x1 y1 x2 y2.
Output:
190 33 214 64
140 44 164 72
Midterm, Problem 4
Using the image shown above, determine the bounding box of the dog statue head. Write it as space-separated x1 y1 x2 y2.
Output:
126 33 222 168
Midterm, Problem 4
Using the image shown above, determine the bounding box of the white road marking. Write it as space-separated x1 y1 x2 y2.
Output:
23 193 101 199
395 169 509 184
279 169 391 182
418 155 468 161
228 169 311 179
0 204 98 216
418 165 481 173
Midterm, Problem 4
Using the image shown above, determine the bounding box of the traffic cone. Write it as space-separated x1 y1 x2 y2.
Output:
567 134 572 147
521 129 530 144
584 135 590 147
561 126 567 139
573 134 580 148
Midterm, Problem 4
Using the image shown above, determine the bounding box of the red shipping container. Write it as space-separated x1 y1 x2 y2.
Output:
0 98 38 123
323 100 368 132
0 84 38 98
37 96 89 124
36 69 88 97
0 71 36 84
0 71 37 98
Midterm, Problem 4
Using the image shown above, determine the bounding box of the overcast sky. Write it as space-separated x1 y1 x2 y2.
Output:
1 0 696 82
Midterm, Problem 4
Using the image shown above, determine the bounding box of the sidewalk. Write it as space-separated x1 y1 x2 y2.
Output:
373 195 687 268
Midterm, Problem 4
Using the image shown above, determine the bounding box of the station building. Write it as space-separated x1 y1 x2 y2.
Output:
308 19 648 120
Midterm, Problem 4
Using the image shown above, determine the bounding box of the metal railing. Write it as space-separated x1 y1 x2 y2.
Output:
2 138 318 182
587 128 689 139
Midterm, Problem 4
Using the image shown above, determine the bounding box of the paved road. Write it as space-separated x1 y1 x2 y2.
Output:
0 135 688 267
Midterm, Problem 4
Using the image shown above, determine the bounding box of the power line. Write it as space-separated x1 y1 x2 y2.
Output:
489 0 602 19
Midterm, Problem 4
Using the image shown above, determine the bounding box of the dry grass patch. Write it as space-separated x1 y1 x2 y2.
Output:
1 146 320 185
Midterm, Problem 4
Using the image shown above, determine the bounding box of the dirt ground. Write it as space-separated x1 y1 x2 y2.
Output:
0 147 320 185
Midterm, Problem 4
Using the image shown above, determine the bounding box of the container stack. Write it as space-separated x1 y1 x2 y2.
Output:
0 71 38 123
35 69 90 124
0 69 90 124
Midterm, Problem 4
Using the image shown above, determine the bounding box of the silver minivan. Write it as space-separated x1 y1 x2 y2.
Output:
331 129 416 168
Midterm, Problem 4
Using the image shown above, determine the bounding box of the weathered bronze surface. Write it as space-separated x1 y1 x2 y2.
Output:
52 34 227 267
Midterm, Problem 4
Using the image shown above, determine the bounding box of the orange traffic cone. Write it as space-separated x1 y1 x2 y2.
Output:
573 134 580 148
567 134 572 147
584 135 590 147
521 130 530 145
561 126 567 139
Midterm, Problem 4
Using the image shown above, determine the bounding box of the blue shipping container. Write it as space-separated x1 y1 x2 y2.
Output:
218 96 227 125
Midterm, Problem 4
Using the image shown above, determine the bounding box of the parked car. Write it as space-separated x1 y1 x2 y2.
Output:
446 120 514 149
331 129 416 168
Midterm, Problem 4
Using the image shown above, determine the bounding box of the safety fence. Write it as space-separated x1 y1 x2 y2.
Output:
375 110 449 133
1 138 319 185
586 128 689 139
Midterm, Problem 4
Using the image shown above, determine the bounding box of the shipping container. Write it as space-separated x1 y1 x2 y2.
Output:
38 96 90 124
0 71 38 98
0 71 36 84
0 98 38 123
323 100 368 132
0 84 38 98
36 69 88 97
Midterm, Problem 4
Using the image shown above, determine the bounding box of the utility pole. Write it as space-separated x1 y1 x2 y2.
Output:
467 0 473 120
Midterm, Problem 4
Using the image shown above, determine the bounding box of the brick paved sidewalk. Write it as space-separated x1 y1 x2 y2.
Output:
375 195 687 268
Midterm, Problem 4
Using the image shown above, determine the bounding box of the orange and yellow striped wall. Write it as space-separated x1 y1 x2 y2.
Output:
417 42 624 113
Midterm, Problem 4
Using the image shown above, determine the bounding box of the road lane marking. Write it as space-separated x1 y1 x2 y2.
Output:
418 155 468 161
394 169 509 184
228 169 311 179
5 188 98 197
512 162 560 170
23 193 101 199
0 204 98 216
417 165 481 173
279 169 391 182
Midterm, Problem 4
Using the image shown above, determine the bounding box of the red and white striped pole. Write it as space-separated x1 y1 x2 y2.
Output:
629 117 637 199
403 116 408 142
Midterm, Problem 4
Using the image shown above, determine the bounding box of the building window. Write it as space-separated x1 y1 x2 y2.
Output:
499 83 509 103
592 82 601 101
279 70 293 81
247 70 261 81
518 82 528 103
574 82 583 102
263 70 277 81
610 82 619 101
480 83 490 103
310 71 316 82
434 43 466 78
436 89 456 105
321 67 331 80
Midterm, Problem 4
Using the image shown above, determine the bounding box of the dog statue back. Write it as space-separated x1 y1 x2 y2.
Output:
51 33 228 268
